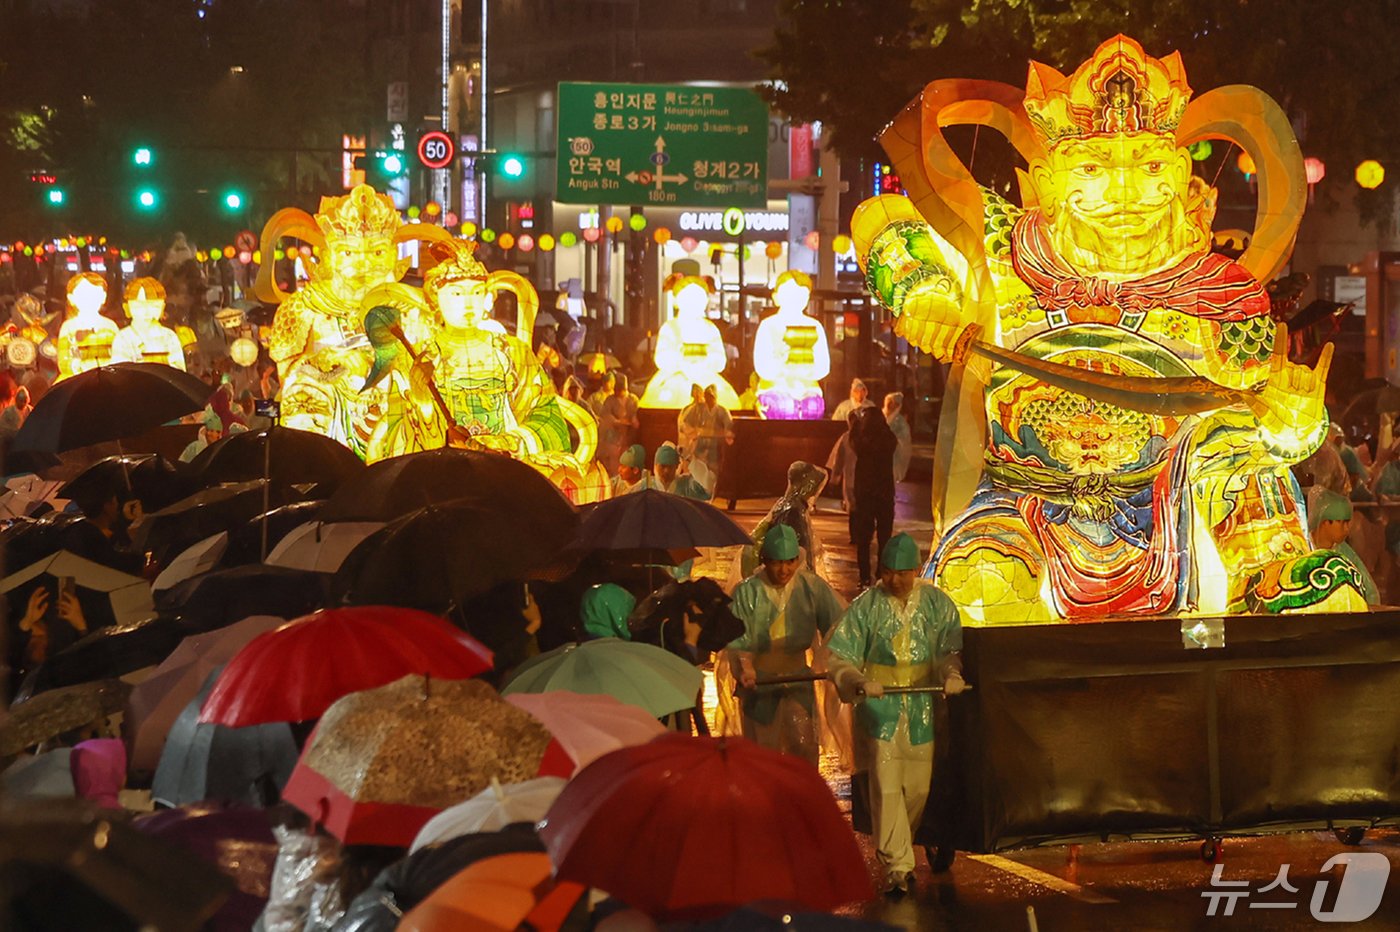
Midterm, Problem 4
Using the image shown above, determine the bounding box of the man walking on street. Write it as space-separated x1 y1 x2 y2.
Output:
728 525 844 765
827 533 965 896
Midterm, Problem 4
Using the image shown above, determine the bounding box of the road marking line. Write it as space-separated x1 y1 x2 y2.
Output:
967 854 1118 904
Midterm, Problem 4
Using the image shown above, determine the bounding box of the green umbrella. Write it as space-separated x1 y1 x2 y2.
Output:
501 639 703 718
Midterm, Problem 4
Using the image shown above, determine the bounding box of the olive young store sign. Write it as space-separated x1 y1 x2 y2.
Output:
561 202 793 242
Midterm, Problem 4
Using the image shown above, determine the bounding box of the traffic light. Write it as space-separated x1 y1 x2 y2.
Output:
223 190 244 211
133 146 154 167
500 154 526 178
46 188 65 206
136 188 158 210
381 152 405 175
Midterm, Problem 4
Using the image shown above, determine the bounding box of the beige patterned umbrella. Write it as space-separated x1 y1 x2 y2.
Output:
0 679 131 756
281 675 573 846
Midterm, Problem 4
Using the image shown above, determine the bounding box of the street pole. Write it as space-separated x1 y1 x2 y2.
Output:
438 0 452 215
816 140 840 293
478 0 489 229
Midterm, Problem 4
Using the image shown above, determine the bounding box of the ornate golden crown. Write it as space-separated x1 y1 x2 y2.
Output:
423 239 488 292
1023 34 1192 148
314 183 401 240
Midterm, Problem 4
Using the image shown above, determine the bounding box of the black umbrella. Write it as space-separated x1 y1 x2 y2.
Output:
332 499 578 613
10 363 211 453
0 803 231 932
157 565 330 632
221 500 325 567
0 442 62 477
0 513 83 573
13 617 185 702
574 488 751 551
629 577 745 657
152 668 298 808
335 824 544 932
58 454 195 514
319 447 571 524
132 481 309 566
190 426 363 493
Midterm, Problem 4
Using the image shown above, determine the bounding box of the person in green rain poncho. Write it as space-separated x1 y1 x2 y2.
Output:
827 533 966 896
727 525 844 765
1308 488 1379 607
611 443 649 497
645 442 710 500
580 583 636 640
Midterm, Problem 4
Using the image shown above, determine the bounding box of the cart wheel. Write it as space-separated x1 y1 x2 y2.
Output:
1201 839 1222 863
1334 826 1366 846
925 845 956 873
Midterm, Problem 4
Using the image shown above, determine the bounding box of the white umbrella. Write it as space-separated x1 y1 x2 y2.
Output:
152 532 229 593
0 550 153 627
265 520 383 573
410 776 566 854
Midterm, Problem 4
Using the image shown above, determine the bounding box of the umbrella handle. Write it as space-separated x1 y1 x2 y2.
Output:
856 683 974 697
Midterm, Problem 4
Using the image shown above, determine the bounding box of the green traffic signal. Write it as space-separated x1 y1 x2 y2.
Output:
381 152 404 175
133 147 153 167
501 155 526 178
46 188 65 205
223 191 244 210
136 189 158 210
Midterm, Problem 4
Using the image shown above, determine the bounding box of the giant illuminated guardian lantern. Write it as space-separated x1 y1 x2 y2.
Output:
256 184 453 458
853 35 1364 624
359 239 610 503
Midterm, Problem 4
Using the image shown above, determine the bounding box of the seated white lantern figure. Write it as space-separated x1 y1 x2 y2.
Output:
751 270 829 419
639 274 739 409
112 277 187 370
56 272 118 381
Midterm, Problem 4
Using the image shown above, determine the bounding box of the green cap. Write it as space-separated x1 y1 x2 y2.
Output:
655 443 681 467
619 444 647 469
880 533 921 571
1308 488 1353 531
761 524 799 561
580 583 636 640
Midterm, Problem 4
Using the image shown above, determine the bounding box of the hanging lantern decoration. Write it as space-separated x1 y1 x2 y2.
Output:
407 205 421 219
74 237 87 248
1304 157 1326 185
498 232 516 250
1187 140 1213 162
196 250 208 263
444 211 458 228
238 250 253 265
23 247 33 257
300 245 313 258
424 201 441 218
230 337 260 367
539 234 556 252
583 227 601 244
517 234 534 252
274 248 285 261
680 236 698 253
605 216 625 234
804 230 820 250
1356 160 1385 190
832 234 853 255
462 221 477 237
253 249 262 264
628 213 647 232
1236 151 1256 176
765 241 783 260
653 227 671 245
480 228 497 243
560 231 578 247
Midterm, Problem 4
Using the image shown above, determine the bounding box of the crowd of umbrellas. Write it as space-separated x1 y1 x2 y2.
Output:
0 363 887 931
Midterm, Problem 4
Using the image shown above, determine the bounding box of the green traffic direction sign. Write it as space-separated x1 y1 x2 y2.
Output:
556 82 768 208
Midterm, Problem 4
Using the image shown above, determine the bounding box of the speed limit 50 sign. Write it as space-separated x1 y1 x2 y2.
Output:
417 131 456 170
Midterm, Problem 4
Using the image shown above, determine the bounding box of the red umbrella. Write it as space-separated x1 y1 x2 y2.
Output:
199 607 493 727
539 734 873 919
